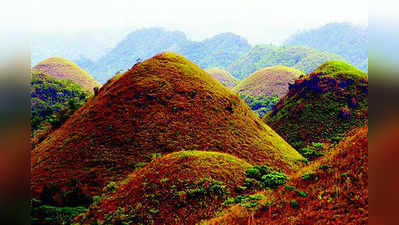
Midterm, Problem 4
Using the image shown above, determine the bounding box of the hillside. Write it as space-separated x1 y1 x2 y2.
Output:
31 53 305 201
88 28 251 83
32 57 101 91
206 67 239 88
285 23 368 71
263 60 368 150
233 66 304 98
228 45 344 80
31 72 89 138
77 151 254 224
203 125 368 225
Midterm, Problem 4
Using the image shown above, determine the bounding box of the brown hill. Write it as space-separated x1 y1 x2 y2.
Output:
32 57 101 91
203 125 368 224
77 151 253 225
233 66 303 98
206 67 239 89
31 52 305 199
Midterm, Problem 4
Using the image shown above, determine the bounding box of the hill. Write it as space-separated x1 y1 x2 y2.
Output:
77 151 254 224
203 125 368 224
31 53 305 201
285 22 368 71
228 45 344 80
30 72 89 138
233 66 304 98
32 57 101 91
263 60 368 150
206 67 239 88
88 28 251 83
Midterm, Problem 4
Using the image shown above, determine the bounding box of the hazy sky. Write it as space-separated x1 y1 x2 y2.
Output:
31 0 368 44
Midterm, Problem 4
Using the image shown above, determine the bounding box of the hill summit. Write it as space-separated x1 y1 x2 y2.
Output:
32 57 101 91
206 67 239 88
31 52 305 199
233 65 304 98
263 60 368 150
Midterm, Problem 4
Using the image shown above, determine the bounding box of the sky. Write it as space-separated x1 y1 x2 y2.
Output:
30 0 368 45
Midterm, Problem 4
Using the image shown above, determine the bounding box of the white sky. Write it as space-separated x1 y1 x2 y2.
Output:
30 0 368 44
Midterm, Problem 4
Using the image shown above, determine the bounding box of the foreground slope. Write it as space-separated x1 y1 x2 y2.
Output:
204 125 368 225
233 66 303 98
263 61 368 150
31 52 305 199
77 151 253 225
206 67 239 88
32 57 101 91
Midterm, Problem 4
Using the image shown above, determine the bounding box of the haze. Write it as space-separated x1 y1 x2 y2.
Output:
32 0 368 44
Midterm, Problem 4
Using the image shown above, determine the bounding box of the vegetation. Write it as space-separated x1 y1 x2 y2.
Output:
202 125 368 224
263 60 368 149
31 72 89 139
285 22 368 71
32 56 101 91
227 45 344 80
233 66 304 98
76 151 255 225
239 94 280 117
206 67 239 89
31 53 305 204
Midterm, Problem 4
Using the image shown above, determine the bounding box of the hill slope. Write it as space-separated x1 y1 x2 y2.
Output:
77 151 253 225
228 45 344 80
206 67 239 88
233 66 304 98
203 125 368 225
31 53 305 200
285 23 368 71
263 60 368 150
32 57 101 91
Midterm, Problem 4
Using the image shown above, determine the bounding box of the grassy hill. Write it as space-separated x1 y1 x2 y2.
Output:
76 151 254 224
263 61 368 150
285 23 368 71
31 72 89 139
32 57 101 91
206 67 239 88
233 66 304 98
203 125 368 224
31 53 305 203
228 45 344 80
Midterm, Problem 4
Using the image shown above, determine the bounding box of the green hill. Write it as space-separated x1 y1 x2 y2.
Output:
228 45 344 80
263 60 368 150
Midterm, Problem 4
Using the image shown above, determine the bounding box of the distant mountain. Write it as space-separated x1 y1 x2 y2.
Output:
284 23 368 71
228 45 344 80
89 28 251 83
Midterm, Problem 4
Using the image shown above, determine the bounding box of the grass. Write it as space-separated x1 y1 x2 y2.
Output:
202 125 368 224
76 150 255 225
263 60 368 150
31 52 305 204
206 67 239 89
233 65 304 98
32 56 101 91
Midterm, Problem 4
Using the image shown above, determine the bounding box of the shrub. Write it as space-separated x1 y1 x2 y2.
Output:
245 167 262 180
290 199 300 209
261 171 287 188
298 144 324 161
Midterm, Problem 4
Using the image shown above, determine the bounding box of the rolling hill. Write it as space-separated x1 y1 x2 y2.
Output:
285 22 368 71
31 53 305 202
206 67 239 88
227 45 344 80
32 57 101 91
203 125 368 224
77 151 254 224
263 60 368 150
233 66 304 98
